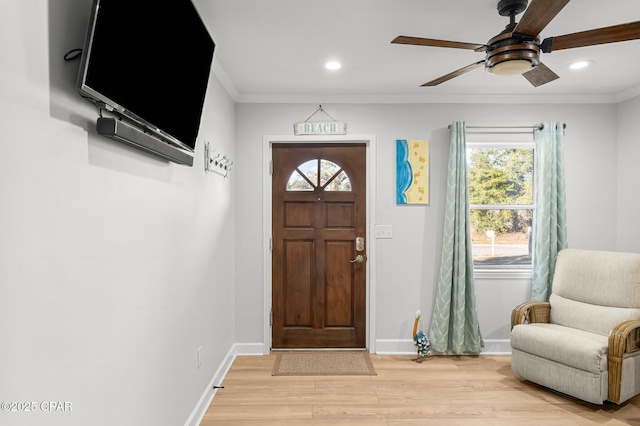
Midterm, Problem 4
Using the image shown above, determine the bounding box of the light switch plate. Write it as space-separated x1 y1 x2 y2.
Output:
375 225 393 239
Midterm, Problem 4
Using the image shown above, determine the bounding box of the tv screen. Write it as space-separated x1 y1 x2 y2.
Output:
77 0 215 160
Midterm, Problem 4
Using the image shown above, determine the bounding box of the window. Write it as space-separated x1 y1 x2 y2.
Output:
286 159 351 191
467 140 534 268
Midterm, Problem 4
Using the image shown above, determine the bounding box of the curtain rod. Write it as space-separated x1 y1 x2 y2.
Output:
448 123 567 130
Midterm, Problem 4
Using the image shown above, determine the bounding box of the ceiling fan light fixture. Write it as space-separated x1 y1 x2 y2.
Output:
485 38 540 76
489 59 534 76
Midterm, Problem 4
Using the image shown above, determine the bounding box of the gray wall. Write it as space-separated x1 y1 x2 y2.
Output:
617 96 640 252
234 102 621 352
0 1 236 425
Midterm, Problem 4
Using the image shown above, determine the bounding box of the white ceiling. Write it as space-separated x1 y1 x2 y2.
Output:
193 0 640 103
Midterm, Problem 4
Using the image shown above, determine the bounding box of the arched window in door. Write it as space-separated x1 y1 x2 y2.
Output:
286 159 352 191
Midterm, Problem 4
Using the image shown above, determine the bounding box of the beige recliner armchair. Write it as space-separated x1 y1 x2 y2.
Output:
511 248 640 404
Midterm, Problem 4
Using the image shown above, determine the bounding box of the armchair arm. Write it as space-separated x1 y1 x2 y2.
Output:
608 320 640 403
511 301 551 329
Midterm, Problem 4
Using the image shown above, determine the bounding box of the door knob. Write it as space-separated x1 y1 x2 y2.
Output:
350 254 365 263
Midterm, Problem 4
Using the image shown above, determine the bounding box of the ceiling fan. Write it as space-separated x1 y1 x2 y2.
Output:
391 0 640 87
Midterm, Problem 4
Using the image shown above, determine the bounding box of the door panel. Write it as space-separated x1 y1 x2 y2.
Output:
325 202 355 227
284 202 314 227
325 241 354 326
283 240 313 327
272 143 366 348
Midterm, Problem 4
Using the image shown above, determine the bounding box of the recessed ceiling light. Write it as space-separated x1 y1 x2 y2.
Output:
325 61 342 70
568 60 594 70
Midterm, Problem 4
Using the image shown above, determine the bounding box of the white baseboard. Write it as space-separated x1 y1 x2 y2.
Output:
184 342 265 426
375 338 512 355
375 339 416 354
234 342 268 355
480 339 512 355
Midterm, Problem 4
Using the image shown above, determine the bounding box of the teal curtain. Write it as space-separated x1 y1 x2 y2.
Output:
429 121 483 354
531 122 568 301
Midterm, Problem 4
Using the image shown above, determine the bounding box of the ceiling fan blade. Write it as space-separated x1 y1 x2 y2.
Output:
513 0 571 37
543 21 640 52
522 62 559 87
392 35 485 50
421 61 485 86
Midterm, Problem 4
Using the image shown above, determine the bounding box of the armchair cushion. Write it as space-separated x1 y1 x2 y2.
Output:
550 294 640 336
511 323 608 374
552 249 640 308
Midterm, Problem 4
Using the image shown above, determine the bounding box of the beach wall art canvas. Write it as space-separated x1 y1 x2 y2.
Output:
396 139 429 205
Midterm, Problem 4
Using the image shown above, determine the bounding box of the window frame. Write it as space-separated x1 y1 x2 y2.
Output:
286 158 352 192
466 137 535 274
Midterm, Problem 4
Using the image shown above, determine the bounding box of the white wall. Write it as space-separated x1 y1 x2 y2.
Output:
235 102 620 353
0 1 236 425
616 96 640 252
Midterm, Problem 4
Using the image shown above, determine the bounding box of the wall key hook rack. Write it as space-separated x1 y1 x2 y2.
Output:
204 141 233 178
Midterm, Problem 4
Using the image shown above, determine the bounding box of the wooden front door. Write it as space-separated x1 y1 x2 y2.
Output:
272 143 367 348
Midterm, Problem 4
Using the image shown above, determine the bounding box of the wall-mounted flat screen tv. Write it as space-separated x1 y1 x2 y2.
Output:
77 0 215 166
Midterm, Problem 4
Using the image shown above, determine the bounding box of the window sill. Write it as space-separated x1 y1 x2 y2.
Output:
473 268 533 280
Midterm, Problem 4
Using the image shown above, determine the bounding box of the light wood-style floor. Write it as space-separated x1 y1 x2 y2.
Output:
200 353 640 425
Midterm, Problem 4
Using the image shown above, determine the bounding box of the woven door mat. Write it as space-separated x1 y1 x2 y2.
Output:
272 351 376 376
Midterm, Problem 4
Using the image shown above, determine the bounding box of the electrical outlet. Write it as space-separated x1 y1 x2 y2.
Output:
196 346 202 369
375 225 393 239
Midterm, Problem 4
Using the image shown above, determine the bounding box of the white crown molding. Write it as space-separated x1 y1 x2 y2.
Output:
617 84 640 103
211 63 639 105
211 59 239 101
234 92 620 104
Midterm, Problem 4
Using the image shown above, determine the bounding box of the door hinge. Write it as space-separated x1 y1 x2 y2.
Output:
270 309 273 326
269 160 273 175
270 237 273 250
